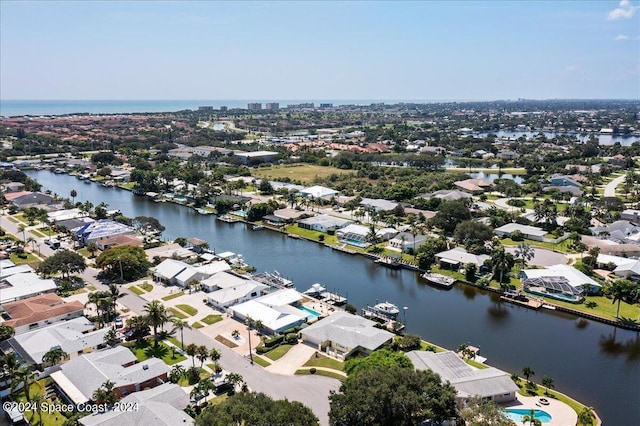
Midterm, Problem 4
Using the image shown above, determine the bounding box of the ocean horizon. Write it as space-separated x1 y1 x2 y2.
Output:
0 99 449 117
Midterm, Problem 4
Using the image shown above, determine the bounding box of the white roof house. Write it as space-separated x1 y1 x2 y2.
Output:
407 350 519 405
299 185 339 200
297 215 352 233
51 346 169 406
0 273 57 304
200 271 252 292
48 208 84 223
151 259 188 283
521 264 602 301
436 248 490 268
206 281 268 310
76 220 135 244
0 264 34 280
301 312 394 359
195 261 232 276
79 383 193 426
359 198 399 212
388 232 429 252
231 300 307 335
6 316 110 365
494 223 547 241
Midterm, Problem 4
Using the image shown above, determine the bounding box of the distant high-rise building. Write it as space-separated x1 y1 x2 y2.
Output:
247 103 262 111
320 103 333 108
198 106 213 111
265 102 280 111
219 106 228 112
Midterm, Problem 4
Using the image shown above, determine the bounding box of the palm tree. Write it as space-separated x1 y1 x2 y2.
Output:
522 366 535 381
108 284 120 317
578 406 596 426
12 365 38 401
541 376 555 395
608 279 634 318
25 236 36 252
196 345 209 368
85 291 102 322
92 380 117 406
86 242 98 258
185 343 198 368
70 189 77 205
171 319 191 350
523 409 542 426
31 392 45 426
491 245 515 285
209 348 221 371
42 347 68 366
226 372 244 392
169 364 185 383
17 224 26 242
144 300 168 346
1 352 19 389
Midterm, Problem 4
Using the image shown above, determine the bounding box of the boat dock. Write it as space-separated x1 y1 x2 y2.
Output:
217 215 240 223
375 257 402 269
329 244 356 254
500 293 544 310
320 291 347 305
362 306 399 323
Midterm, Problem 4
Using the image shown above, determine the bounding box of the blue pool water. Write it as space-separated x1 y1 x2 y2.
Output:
299 306 321 319
505 409 552 423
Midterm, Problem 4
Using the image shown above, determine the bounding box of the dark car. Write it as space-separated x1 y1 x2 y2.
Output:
124 327 150 341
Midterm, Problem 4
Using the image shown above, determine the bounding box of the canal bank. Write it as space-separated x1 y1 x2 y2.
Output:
26 170 640 425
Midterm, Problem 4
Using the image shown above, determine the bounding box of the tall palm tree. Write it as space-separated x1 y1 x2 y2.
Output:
169 365 185 383
143 300 169 345
608 279 635 318
185 343 198 368
541 376 555 396
523 409 542 426
196 345 209 368
42 347 68 366
514 242 535 272
12 365 38 401
1 352 18 389
108 284 120 317
17 224 26 242
92 380 117 406
491 245 514 285
522 366 535 381
209 348 221 371
70 189 77 205
171 319 192 350
226 372 244 392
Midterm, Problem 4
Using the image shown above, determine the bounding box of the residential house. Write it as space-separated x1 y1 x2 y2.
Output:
97 234 144 251
435 247 490 270
0 273 57 304
1 182 24 193
494 223 547 241
453 178 493 194
407 350 519 407
521 264 602 302
75 220 136 245
549 175 582 188
0 294 84 335
51 346 169 406
12 192 58 210
3 316 110 366
299 185 339 200
621 209 640 224
297 215 352 233
359 198 399 212
79 383 193 426
421 190 473 201
388 232 428 253
301 312 394 359
336 224 371 248
233 151 279 165
231 289 307 335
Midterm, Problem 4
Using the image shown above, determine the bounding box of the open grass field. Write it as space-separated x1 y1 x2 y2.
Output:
264 344 294 361
130 340 186 365
549 294 640 322
252 164 351 183
303 355 345 371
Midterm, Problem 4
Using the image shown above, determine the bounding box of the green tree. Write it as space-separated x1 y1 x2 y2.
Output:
144 300 169 346
453 220 493 251
195 392 319 426
41 347 68 366
12 365 38 401
196 345 209 368
523 408 543 426
522 366 535 380
344 349 413 377
514 242 535 272
37 250 87 279
432 200 471 234
0 324 15 341
86 241 98 258
415 236 448 270
541 376 555 396
92 380 117 406
458 396 514 426
95 246 150 282
490 244 515 285
103 328 121 347
70 189 77 205
606 279 638 318
171 318 192 350
578 406 596 426
126 315 150 343
185 343 198 368
329 365 457 426
169 365 185 383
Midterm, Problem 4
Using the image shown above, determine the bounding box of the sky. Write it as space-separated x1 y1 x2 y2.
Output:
1 1 639 101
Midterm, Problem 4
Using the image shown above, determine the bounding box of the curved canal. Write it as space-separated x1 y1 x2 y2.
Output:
27 170 640 425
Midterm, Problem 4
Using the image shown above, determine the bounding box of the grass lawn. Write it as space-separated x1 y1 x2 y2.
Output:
500 237 572 253
465 358 489 370
201 314 223 325
76 247 91 258
548 294 640 322
7 216 19 223
129 285 145 295
208 393 229 406
192 322 204 328
162 291 185 301
252 164 351 183
175 304 198 316
38 227 57 237
295 368 345 381
166 336 183 349
30 229 46 238
15 379 73 426
177 367 210 386
215 334 238 348
304 355 345 371
9 252 40 267
283 224 338 245
140 283 154 292
513 378 585 416
264 344 294 361
253 356 271 367
168 307 188 319
119 182 136 190
130 340 186 365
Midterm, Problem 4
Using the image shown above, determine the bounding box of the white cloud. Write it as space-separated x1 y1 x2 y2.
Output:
614 34 630 40
607 0 639 20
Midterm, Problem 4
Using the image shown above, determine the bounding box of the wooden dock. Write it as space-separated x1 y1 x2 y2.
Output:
320 291 347 305
500 295 544 310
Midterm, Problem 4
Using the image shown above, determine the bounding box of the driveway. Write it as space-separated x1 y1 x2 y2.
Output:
603 173 626 197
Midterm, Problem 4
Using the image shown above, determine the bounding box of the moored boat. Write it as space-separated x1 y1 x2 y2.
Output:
421 272 456 289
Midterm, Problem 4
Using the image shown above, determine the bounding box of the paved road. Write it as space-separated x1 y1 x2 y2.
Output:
603 173 626 197
1 214 341 425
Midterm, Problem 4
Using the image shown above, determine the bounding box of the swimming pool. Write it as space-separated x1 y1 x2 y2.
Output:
299 306 321 319
505 408 552 423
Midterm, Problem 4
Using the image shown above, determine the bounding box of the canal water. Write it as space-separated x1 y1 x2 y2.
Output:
27 170 640 425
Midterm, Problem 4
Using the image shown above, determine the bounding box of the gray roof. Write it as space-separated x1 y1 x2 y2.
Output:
56 346 169 404
297 214 352 229
302 311 394 352
360 198 399 211
424 190 473 201
407 350 519 398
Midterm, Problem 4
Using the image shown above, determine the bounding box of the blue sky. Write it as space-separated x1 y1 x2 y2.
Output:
1 1 638 100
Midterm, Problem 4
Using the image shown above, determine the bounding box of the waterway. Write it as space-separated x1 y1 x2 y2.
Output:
477 130 638 146
26 170 640 425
